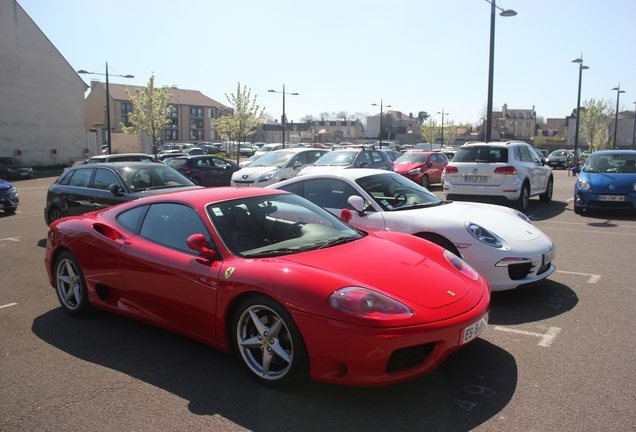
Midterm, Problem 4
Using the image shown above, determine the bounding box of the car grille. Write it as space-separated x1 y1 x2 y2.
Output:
233 180 254 186
386 343 435 373
507 262 534 280
0 191 7 199
588 200 634 209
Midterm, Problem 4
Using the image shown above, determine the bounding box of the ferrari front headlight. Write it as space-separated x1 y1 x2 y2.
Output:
329 287 414 319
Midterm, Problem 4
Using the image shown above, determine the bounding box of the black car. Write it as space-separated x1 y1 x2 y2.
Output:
44 162 200 225
168 155 241 186
0 157 34 180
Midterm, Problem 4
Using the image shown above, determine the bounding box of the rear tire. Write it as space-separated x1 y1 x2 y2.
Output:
54 251 93 317
47 206 65 225
515 183 530 212
539 178 553 202
192 177 203 186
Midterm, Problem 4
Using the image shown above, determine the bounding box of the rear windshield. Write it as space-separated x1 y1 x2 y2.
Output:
454 147 508 163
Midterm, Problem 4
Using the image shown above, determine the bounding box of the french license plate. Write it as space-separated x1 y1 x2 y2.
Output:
600 195 624 201
460 314 488 345
543 247 556 265
465 176 487 183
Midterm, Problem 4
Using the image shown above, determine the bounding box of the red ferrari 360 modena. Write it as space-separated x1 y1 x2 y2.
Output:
45 187 490 387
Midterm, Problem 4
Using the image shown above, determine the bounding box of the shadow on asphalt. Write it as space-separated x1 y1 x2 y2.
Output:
32 307 517 432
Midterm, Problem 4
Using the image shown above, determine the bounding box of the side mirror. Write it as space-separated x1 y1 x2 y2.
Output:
293 160 302 170
428 160 435 166
571 166 581 174
359 161 369 168
347 195 366 216
186 234 216 258
109 183 125 197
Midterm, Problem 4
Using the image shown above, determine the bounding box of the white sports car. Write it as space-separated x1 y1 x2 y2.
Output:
269 169 556 291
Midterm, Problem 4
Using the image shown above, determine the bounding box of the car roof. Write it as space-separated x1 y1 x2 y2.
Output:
68 161 169 170
273 168 392 184
460 140 527 148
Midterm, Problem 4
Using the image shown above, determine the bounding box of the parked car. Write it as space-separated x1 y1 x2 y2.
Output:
239 144 255 157
270 169 556 291
44 162 199 225
194 142 222 154
168 155 241 186
545 149 572 169
44 186 489 387
158 153 186 163
88 153 157 164
393 151 448 188
572 150 636 214
433 147 458 161
239 153 263 168
253 143 283 157
380 149 400 162
183 147 206 156
0 157 34 180
443 141 553 212
297 147 394 176
0 179 19 213
231 148 328 187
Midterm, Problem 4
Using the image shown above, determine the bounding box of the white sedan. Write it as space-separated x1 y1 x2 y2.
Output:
269 169 556 291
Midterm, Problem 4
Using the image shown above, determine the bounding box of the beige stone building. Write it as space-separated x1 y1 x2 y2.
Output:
84 82 230 154
493 104 537 140
0 0 88 166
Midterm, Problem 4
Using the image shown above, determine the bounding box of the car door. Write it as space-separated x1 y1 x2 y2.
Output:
429 153 448 183
519 145 548 194
57 167 96 217
118 202 221 339
86 167 127 211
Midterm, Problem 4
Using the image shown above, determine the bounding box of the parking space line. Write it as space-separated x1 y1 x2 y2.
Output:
0 303 18 309
0 237 21 242
557 270 601 283
493 326 562 347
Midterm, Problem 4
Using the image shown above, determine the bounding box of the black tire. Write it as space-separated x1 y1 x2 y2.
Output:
47 206 65 225
574 205 583 215
539 177 553 203
416 232 461 257
515 183 530 212
192 177 203 186
232 295 309 388
420 175 430 188
3 207 17 214
54 251 93 317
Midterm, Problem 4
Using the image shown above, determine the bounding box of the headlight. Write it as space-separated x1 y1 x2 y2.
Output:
512 209 533 225
465 221 503 248
258 171 275 182
407 168 421 175
329 287 414 319
443 249 479 280
7 187 17 198
577 178 590 190
632 183 636 192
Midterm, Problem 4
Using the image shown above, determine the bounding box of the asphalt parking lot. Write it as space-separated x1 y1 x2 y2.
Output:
1 169 635 431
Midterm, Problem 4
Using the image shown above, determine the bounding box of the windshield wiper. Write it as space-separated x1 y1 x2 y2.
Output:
243 247 303 257
318 235 359 249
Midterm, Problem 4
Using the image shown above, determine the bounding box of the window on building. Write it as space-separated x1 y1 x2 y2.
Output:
190 130 203 141
218 108 224 117
121 102 133 127
165 129 178 140
190 107 203 118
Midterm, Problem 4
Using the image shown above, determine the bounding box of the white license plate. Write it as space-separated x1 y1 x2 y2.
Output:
465 176 488 183
460 314 488 345
600 195 624 201
543 247 556 265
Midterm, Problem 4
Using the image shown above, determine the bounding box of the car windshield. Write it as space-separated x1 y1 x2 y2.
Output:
356 172 443 211
207 193 363 257
250 151 294 168
0 158 21 165
453 147 508 163
314 151 357 166
395 153 429 164
583 154 636 173
116 166 194 191
549 150 569 157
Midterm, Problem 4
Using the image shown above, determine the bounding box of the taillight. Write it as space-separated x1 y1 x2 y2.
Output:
182 167 191 173
494 166 517 175
444 165 458 173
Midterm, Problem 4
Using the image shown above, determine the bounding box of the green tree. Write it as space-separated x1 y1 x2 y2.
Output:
442 119 458 146
580 98 614 152
420 118 440 144
534 136 546 146
213 83 264 158
121 74 173 157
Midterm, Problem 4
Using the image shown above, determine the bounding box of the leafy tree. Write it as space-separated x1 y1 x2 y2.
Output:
442 119 458 146
580 98 614 152
121 74 174 157
534 136 546 146
418 111 430 125
213 83 264 158
420 118 440 144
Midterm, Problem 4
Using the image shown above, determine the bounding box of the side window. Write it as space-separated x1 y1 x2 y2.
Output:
513 146 522 162
370 151 384 163
69 169 94 187
140 203 209 253
292 152 308 166
302 179 357 210
57 170 74 186
519 146 533 163
92 168 121 190
358 152 371 166
117 205 149 234
306 151 325 164
213 157 228 168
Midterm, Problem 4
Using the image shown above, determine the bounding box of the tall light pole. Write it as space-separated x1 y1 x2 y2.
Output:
632 101 636 150
485 0 516 142
371 100 391 148
268 85 298 149
78 62 134 155
611 84 626 149
437 109 450 146
572 56 589 168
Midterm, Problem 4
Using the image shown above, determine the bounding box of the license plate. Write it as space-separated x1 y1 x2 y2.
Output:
600 195 624 201
543 247 556 265
465 176 487 183
460 314 488 345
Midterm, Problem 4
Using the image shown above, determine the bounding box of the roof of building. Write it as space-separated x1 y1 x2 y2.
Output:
92 82 228 108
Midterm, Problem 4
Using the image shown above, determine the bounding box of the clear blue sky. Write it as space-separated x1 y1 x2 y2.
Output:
18 0 636 126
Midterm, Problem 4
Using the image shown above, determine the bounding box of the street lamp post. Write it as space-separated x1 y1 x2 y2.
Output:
632 101 636 150
485 0 516 142
572 56 589 168
371 100 391 148
611 84 626 149
437 109 449 146
268 85 298 149
77 62 134 155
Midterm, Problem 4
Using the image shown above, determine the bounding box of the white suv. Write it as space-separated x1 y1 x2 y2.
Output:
442 141 553 212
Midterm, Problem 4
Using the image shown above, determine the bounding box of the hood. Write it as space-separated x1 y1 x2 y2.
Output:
0 179 13 189
233 166 278 179
282 234 478 309
584 172 636 193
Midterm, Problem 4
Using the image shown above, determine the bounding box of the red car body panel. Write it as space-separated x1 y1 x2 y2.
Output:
394 152 448 185
45 187 490 386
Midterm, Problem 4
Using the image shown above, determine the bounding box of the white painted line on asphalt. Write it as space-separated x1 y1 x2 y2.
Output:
0 237 21 242
493 326 562 347
557 270 601 283
0 303 18 309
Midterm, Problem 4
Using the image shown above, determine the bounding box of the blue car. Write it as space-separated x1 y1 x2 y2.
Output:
573 150 636 214
0 179 19 214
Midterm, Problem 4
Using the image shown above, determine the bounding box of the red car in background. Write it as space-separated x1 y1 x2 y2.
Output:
45 187 489 388
394 151 449 188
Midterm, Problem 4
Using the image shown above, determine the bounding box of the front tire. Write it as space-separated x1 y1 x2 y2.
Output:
420 174 430 188
515 183 530 212
539 177 553 202
232 295 308 388
191 177 203 186
54 251 93 316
